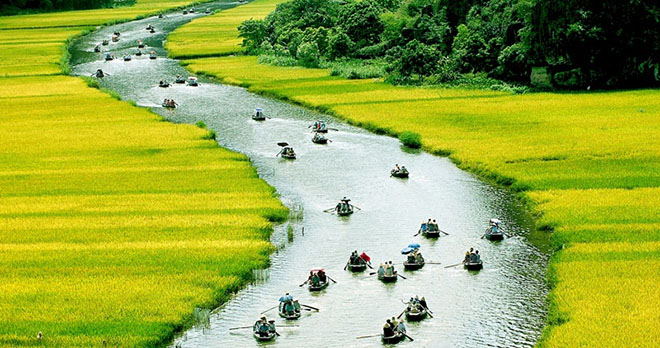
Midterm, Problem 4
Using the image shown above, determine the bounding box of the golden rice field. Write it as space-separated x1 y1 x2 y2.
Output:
0 1 288 347
169 6 660 347
166 0 286 58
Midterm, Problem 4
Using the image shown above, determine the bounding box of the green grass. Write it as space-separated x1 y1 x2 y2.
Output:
0 1 288 347
168 6 660 347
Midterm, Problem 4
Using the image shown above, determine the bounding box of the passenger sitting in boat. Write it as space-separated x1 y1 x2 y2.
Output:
401 166 408 173
420 297 428 309
396 320 406 334
383 321 394 337
432 219 438 231
317 269 327 283
279 292 293 303
415 252 424 263
420 221 428 231
377 264 385 277
255 316 270 336
384 263 393 276
474 250 481 262
311 272 320 286
390 317 398 330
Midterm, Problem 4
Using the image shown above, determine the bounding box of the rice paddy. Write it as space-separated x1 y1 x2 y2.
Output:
0 1 287 347
168 5 660 347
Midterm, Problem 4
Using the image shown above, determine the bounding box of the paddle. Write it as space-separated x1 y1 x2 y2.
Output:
343 262 349 271
353 205 362 210
438 229 450 236
480 233 486 239
369 272 377 276
366 262 374 269
356 334 381 339
397 308 406 319
323 208 335 213
426 262 442 265
444 262 463 268
260 305 277 314
298 280 308 287
397 273 407 280
413 229 421 237
274 331 281 337
426 311 434 318
228 325 253 330
328 127 340 131
300 304 319 311
402 332 415 341
327 276 337 283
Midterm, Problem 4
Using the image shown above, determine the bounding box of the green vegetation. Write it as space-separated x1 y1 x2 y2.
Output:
169 2 660 347
0 1 287 347
0 0 125 16
236 0 660 88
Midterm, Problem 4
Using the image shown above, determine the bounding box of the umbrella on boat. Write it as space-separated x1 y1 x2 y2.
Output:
277 142 289 147
401 243 421 254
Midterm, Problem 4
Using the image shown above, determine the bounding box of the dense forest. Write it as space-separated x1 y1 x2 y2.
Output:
0 0 130 15
239 0 660 89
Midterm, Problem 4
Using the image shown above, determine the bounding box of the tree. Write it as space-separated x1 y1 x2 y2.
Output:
238 19 268 54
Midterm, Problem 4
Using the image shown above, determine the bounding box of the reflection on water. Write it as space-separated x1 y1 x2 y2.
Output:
70 7 548 347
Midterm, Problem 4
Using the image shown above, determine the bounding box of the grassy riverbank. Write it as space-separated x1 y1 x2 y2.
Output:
169 2 660 347
0 2 287 347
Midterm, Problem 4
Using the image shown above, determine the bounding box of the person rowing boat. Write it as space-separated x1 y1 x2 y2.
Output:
278 292 301 320
253 316 277 341
463 248 483 270
390 164 409 178
346 250 371 272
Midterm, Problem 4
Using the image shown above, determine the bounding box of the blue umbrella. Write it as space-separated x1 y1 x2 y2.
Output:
401 247 414 255
408 243 421 249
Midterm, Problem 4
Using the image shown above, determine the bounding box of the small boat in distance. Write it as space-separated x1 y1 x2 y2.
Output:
186 76 199 86
175 75 186 84
312 132 328 144
149 51 157 59
390 164 409 178
485 218 504 241
94 45 101 53
252 108 266 121
402 244 425 270
135 50 142 56
162 99 177 108
123 55 131 61
377 262 398 283
111 34 119 42
278 298 302 320
277 142 296 159
345 251 370 272
137 40 145 48
102 39 109 46
305 268 329 291
463 249 483 270
158 80 170 88
252 317 277 341
104 53 114 61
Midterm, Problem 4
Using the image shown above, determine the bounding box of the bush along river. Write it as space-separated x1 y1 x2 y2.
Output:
70 4 549 347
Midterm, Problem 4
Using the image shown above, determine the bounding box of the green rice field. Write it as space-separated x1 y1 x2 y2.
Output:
169 4 660 347
0 2 287 347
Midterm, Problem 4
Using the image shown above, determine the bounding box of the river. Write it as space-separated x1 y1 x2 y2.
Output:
69 4 549 347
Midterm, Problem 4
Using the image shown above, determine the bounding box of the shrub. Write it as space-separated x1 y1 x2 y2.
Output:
399 131 422 148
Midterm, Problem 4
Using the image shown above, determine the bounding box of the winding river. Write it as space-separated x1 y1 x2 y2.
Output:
70 4 549 347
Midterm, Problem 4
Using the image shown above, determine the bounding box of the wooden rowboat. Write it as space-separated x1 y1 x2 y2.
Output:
308 279 329 291
381 332 405 344
391 169 409 178
312 134 328 144
347 262 367 272
378 273 398 283
404 306 428 321
253 328 276 341
403 259 425 270
464 260 483 270
485 229 504 241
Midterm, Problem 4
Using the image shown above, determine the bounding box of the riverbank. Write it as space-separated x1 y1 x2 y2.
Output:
0 2 287 347
168 2 660 347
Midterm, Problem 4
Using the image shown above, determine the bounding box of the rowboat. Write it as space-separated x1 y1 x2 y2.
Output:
312 133 328 144
135 50 142 56
137 41 145 48
149 52 157 59
281 151 296 160
175 76 186 84
104 53 114 61
159 81 170 88
205 8 211 14
253 324 277 341
187 77 199 86
111 35 119 42
94 45 101 53
381 332 405 344
403 259 425 270
252 108 266 121
347 262 367 272
404 306 428 321
308 268 329 291
464 260 483 270
149 28 156 34
485 228 504 241
102 39 109 46
278 302 301 320
378 272 398 283
391 169 409 178
183 10 188 14
308 279 328 291
123 55 131 61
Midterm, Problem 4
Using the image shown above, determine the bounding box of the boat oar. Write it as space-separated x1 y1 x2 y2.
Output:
356 334 381 339
298 280 308 287
402 333 415 341
343 262 349 271
260 305 277 314
353 205 362 210
439 229 450 236
444 262 463 268
300 304 319 311
426 262 442 265
480 233 486 239
274 331 281 336
327 276 337 283
228 325 253 330
366 262 374 269
323 208 335 213
328 127 339 131
426 310 434 318
397 273 407 280
397 309 406 319
413 230 421 237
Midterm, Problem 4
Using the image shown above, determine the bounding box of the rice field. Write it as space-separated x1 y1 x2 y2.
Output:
0 1 287 347
168 7 660 347
166 0 286 58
